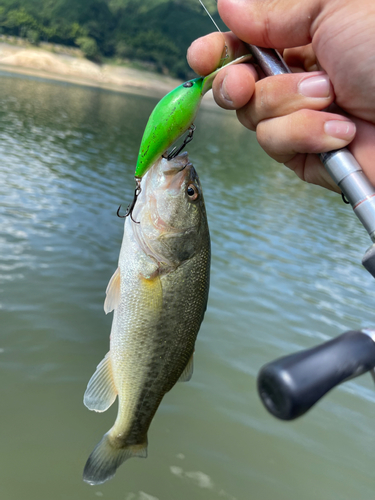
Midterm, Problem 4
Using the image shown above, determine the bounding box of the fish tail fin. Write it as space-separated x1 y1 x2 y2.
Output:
83 432 148 485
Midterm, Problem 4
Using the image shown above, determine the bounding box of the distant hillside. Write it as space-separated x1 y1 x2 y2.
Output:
107 0 218 14
0 0 227 78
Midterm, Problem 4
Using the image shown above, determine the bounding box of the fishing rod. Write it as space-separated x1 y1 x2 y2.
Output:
245 45 375 279
246 46 375 419
193 1 375 419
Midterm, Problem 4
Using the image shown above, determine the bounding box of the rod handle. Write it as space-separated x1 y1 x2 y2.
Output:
257 330 375 420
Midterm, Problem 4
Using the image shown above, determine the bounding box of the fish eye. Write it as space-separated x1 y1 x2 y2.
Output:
187 184 199 201
183 81 194 88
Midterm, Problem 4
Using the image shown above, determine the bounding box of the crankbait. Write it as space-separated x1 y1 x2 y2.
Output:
134 54 252 179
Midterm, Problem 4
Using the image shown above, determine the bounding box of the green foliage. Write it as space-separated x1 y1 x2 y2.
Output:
2 8 38 33
70 22 84 40
76 36 99 60
118 30 180 74
0 0 226 78
27 28 40 45
115 40 131 59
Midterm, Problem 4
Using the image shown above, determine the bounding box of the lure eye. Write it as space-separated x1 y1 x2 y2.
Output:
183 81 194 88
187 184 199 201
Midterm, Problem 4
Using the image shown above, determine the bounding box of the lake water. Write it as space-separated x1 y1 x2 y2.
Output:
1 71 375 500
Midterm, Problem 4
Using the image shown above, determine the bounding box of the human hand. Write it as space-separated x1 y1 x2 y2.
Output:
187 0 375 192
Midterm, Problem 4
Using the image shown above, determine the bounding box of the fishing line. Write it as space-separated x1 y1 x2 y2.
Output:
198 0 222 34
198 0 228 63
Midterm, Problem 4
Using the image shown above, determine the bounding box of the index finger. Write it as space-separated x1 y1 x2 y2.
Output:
187 31 250 76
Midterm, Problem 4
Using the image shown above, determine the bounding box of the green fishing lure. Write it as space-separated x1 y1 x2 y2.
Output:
134 54 252 178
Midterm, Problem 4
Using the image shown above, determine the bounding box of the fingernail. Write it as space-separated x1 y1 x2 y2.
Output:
299 74 330 98
220 76 233 105
324 120 356 139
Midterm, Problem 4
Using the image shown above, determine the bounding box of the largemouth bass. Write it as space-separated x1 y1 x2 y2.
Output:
83 153 210 485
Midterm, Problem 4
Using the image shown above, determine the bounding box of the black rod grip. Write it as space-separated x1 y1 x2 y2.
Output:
257 330 375 421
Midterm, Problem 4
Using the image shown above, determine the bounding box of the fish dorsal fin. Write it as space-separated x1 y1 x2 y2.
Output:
104 267 121 314
178 353 194 382
84 352 117 412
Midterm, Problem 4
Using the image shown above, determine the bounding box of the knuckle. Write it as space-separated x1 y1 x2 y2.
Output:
256 119 276 149
237 107 256 131
251 75 297 122
253 80 275 117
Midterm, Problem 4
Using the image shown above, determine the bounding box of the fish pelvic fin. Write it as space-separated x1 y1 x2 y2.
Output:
84 352 117 412
83 432 148 485
104 267 121 314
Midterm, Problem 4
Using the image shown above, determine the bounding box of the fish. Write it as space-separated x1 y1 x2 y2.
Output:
83 152 210 485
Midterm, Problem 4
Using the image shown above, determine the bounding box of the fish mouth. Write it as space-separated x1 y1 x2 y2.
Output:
163 162 190 175
161 152 191 176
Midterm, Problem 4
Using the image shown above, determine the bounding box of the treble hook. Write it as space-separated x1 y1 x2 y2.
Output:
117 179 142 224
164 124 196 161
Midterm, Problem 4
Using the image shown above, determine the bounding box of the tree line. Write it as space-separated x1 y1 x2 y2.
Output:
0 0 226 79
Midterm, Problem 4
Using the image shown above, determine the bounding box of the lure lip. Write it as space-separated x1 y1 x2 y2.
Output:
202 53 253 95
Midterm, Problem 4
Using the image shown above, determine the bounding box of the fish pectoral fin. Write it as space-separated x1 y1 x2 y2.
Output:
178 353 194 382
138 255 159 280
104 267 121 314
84 352 117 412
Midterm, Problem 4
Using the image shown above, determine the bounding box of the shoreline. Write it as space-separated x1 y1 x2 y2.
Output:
0 41 218 108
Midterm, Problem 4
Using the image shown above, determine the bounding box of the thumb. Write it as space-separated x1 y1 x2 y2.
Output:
218 0 320 49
